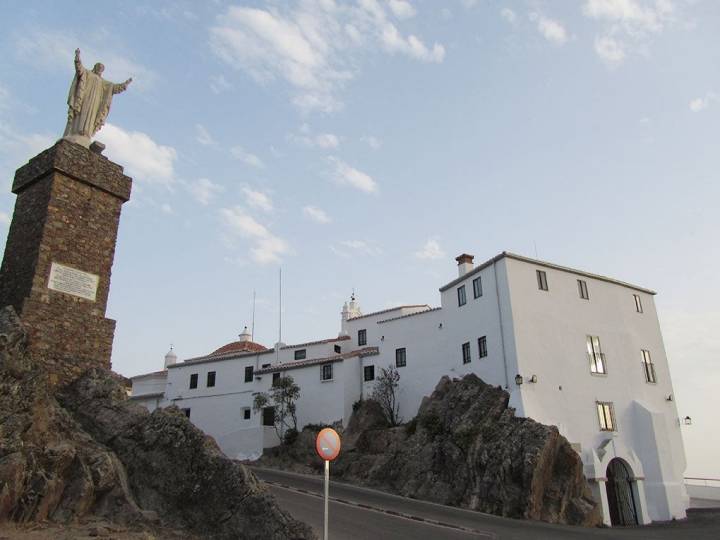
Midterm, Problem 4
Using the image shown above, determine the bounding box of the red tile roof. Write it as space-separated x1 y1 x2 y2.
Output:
255 347 379 375
210 340 268 356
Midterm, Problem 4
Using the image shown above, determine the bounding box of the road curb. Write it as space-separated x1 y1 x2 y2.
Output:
264 479 497 539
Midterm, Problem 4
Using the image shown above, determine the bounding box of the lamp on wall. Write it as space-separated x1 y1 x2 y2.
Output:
529 375 538 383
514 374 523 386
683 416 692 426
666 394 674 402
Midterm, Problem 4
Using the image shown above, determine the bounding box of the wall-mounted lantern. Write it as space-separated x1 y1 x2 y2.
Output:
529 375 538 383
515 374 523 386
683 416 692 426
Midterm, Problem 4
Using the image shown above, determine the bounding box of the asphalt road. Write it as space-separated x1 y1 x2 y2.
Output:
253 467 720 540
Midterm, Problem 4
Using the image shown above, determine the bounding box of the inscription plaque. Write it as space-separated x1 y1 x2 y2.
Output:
48 262 99 301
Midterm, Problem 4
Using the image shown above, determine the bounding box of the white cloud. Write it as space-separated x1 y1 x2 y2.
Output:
98 123 177 186
414 238 445 260
388 0 416 19
242 187 273 212
0 212 10 226
536 16 568 45
362 135 382 149
500 8 517 24
315 133 340 148
583 0 676 65
195 124 215 146
221 206 290 264
230 145 264 168
332 239 382 257
290 126 340 149
461 0 479 8
689 92 716 113
188 178 223 205
161 203 173 214
303 205 331 224
210 74 233 94
594 35 626 65
14 29 157 92
328 157 378 193
209 1 444 112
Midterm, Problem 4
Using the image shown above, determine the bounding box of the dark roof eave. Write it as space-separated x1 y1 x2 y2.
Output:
438 251 657 295
255 347 379 374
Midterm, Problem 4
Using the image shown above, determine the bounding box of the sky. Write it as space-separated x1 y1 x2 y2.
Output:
0 0 718 478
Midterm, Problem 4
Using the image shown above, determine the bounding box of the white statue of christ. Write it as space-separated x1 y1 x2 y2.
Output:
63 48 132 147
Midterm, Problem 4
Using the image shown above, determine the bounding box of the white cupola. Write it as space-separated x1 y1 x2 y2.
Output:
339 292 363 337
164 345 177 368
238 326 252 342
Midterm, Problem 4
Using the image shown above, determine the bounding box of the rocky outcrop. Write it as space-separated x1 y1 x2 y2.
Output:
261 374 602 527
0 307 315 539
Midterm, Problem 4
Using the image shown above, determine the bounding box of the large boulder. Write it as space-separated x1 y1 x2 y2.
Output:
262 375 602 527
0 306 315 539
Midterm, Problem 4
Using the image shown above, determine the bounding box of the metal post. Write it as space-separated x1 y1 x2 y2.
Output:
324 459 329 540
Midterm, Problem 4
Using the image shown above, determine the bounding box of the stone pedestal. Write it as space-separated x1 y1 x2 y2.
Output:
0 139 132 385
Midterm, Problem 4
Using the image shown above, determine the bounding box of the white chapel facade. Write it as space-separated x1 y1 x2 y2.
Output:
130 251 689 527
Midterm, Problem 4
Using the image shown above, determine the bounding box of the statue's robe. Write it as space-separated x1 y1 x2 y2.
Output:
63 67 115 142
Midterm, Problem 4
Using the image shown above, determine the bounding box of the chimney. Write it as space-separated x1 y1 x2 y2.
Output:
455 253 474 277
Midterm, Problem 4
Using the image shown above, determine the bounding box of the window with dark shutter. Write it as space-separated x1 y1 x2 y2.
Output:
189 373 198 389
244 366 254 383
207 371 216 387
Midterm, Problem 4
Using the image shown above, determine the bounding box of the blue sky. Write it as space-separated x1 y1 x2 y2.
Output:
0 0 718 477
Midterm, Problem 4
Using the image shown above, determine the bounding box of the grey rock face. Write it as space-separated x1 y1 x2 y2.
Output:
0 306 315 539
263 374 602 527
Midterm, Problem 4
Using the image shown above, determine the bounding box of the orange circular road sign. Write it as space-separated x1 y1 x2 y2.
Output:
315 428 341 461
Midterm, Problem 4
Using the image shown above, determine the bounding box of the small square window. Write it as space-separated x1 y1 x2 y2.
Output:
578 279 589 300
395 347 407 368
261 363 271 368
243 408 251 420
181 408 191 418
189 373 198 389
472 276 483 299
537 270 548 291
478 336 487 358
634 294 643 313
364 365 375 381
334 344 342 354
321 363 333 381
207 371 216 387
358 329 367 346
272 372 280 386
244 365 254 383
596 402 616 431
462 342 471 364
294 349 306 360
457 285 467 306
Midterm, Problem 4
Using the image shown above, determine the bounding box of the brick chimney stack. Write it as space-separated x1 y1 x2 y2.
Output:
455 253 474 277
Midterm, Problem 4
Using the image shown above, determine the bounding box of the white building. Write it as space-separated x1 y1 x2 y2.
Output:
130 251 689 527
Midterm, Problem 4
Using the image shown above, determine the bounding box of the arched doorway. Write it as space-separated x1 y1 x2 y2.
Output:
606 458 639 526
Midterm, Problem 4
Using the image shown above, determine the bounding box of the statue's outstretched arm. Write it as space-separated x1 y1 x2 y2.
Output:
74 48 83 75
112 78 133 95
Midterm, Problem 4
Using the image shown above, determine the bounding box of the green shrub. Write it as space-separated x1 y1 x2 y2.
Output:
419 410 444 438
404 417 417 436
283 428 299 446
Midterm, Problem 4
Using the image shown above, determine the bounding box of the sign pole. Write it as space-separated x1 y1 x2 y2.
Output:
324 459 329 540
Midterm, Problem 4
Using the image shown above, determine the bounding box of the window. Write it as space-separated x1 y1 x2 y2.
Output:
578 279 589 300
181 408 191 418
261 363 271 368
321 363 333 381
364 365 375 381
243 408 251 420
396 347 407 368
189 373 198 389
596 402 616 431
262 407 275 427
334 344 342 354
294 349 306 360
358 329 367 346
478 336 487 358
473 276 483 298
642 349 656 383
457 285 467 306
462 342 471 364
272 372 280 386
244 366 254 383
537 270 548 291
634 294 643 313
586 335 606 374
207 371 216 387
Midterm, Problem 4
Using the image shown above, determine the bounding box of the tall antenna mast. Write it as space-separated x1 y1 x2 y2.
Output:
251 289 256 341
277 268 282 363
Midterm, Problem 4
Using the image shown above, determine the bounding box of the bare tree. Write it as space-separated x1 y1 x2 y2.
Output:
371 365 402 426
253 375 300 443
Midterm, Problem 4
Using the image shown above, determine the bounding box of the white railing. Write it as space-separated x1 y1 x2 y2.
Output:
685 477 720 502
